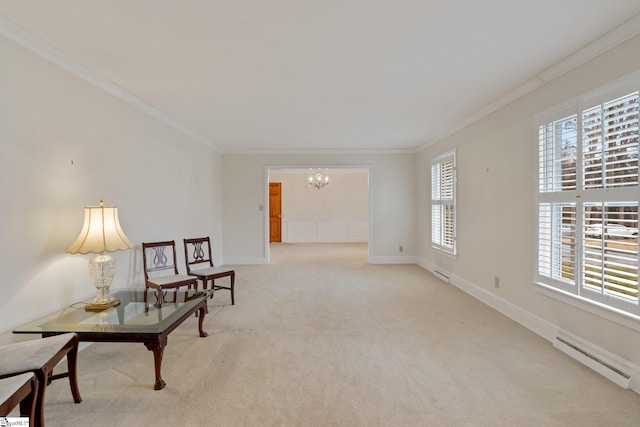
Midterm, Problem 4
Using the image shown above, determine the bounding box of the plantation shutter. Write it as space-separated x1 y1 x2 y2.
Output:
538 115 578 193
582 92 639 189
536 82 640 315
581 92 639 303
582 202 638 303
432 152 456 254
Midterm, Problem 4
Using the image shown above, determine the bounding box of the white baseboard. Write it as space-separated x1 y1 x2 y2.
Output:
449 272 558 342
417 257 640 394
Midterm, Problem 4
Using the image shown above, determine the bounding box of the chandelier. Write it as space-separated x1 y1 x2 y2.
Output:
308 169 330 190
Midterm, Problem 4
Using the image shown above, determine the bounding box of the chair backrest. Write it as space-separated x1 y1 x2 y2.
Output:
142 240 180 281
183 237 214 274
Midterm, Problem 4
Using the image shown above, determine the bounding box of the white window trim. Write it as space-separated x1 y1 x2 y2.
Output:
534 70 640 320
431 150 457 256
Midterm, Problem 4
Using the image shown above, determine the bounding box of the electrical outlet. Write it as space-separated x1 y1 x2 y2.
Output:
494 276 500 288
399 245 403 252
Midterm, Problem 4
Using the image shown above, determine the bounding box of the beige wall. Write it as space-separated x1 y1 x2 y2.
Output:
417 34 640 369
0 35 223 339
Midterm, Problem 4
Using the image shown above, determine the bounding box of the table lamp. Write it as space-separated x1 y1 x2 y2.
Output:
66 200 134 311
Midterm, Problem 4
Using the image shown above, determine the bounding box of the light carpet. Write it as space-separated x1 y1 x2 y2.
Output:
33 243 640 426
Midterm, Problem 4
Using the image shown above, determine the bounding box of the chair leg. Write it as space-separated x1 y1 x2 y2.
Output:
211 275 234 305
207 278 214 298
204 278 210 314
32 371 47 427
66 339 82 404
230 272 235 305
18 375 38 422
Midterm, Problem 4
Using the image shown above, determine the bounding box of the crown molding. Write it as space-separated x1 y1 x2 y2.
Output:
539 13 640 83
0 16 221 152
417 12 640 153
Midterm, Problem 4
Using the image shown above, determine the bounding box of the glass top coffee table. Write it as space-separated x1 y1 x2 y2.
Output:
14 288 211 390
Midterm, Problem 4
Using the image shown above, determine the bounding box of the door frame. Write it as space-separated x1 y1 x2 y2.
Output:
264 165 372 264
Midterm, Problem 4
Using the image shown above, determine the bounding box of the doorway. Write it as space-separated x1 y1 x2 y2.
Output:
265 166 371 263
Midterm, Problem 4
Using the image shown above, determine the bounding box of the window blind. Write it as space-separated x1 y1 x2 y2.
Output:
432 152 456 254
536 83 639 315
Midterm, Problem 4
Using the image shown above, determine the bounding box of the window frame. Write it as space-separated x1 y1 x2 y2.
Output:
431 150 457 256
534 71 640 319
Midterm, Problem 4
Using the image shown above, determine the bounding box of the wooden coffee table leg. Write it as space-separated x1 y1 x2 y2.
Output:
144 338 167 390
198 305 208 337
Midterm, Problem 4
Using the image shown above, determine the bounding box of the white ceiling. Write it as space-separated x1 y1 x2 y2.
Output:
2 1 640 153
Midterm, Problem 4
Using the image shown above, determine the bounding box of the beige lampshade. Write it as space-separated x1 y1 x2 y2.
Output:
66 201 134 254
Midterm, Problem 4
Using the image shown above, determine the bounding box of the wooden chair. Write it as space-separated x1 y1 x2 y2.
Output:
142 240 197 304
0 373 38 421
184 237 235 305
0 333 82 427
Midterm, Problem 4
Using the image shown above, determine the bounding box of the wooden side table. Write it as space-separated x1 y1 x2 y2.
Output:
0 372 38 420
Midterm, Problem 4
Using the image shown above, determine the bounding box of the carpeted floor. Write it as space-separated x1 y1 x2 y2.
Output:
30 243 640 426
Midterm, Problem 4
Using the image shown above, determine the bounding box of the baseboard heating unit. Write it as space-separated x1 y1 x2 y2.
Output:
433 268 450 283
554 333 632 389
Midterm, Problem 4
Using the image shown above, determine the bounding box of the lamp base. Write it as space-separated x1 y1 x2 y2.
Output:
87 252 118 311
85 298 121 312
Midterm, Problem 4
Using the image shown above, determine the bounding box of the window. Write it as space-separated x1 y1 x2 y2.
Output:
536 74 639 316
432 151 456 255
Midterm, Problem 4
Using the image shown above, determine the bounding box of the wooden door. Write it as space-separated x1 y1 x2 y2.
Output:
269 182 282 243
